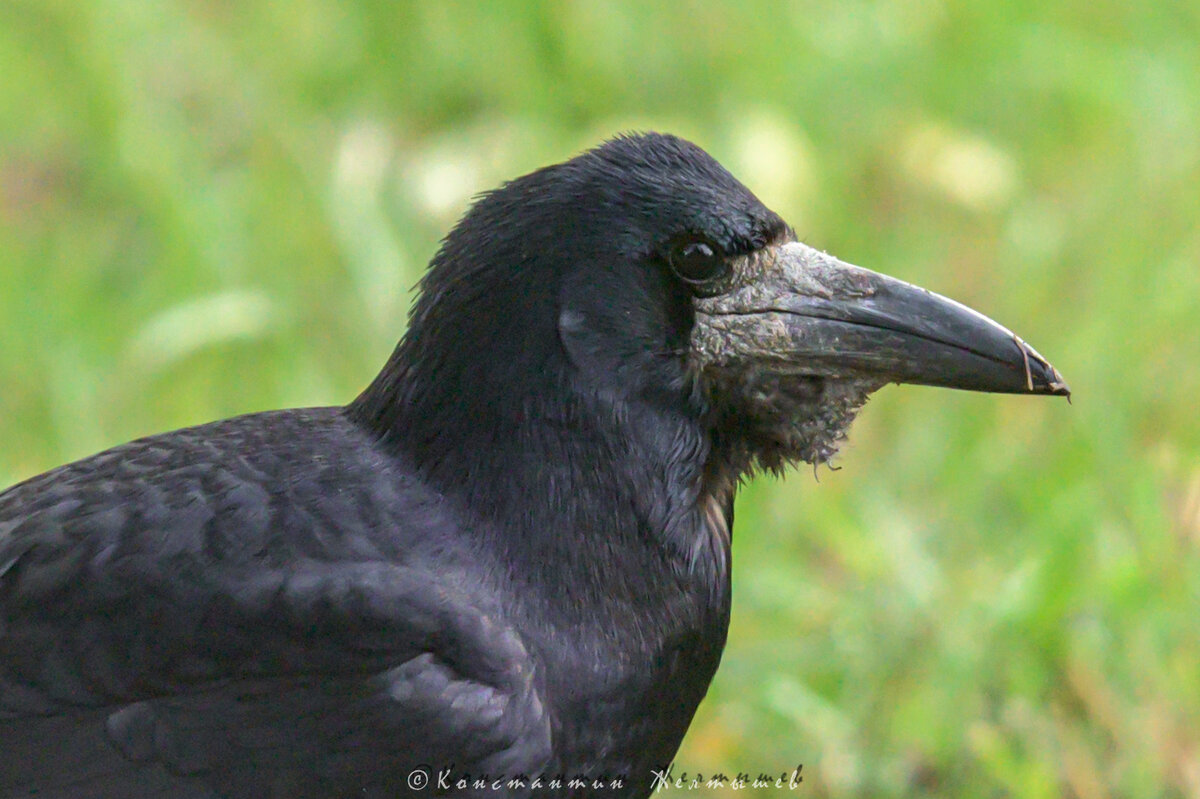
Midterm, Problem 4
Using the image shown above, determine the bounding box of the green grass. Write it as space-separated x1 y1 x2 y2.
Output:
2 2 1198 796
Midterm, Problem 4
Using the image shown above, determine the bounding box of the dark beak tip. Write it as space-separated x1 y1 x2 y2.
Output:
1044 370 1071 398
1027 353 1071 398
1049 367 1071 397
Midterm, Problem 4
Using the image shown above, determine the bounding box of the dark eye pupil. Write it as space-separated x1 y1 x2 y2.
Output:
670 240 726 283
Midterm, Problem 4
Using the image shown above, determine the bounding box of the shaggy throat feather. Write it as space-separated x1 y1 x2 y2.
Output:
706 369 883 473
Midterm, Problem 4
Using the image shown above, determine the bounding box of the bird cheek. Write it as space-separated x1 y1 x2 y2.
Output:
689 311 813 382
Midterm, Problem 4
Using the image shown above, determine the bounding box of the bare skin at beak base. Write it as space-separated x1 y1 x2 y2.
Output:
694 241 1071 397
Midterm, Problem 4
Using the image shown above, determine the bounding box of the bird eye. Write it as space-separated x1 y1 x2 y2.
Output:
668 238 729 284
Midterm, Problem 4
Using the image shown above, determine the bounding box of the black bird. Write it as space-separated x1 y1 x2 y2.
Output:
0 133 1068 798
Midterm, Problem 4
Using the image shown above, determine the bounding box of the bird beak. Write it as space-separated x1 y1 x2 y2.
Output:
693 241 1070 396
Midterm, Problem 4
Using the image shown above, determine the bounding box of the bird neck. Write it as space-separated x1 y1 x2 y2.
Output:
346 341 730 594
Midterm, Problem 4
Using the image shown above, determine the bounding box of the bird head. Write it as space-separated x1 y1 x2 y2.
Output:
357 133 1068 492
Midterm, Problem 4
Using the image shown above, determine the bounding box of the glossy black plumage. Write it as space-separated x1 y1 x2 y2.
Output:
0 133 1067 799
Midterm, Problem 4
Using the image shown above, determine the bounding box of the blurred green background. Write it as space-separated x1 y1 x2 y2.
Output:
2 1 1198 796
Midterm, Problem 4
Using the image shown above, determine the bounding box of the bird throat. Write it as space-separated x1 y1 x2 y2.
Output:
707 371 885 474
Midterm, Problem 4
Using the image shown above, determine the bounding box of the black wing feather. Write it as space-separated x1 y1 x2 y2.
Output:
0 409 551 798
